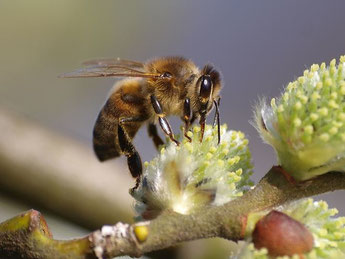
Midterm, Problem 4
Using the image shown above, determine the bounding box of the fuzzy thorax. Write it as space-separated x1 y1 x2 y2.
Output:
131 124 253 219
255 56 345 181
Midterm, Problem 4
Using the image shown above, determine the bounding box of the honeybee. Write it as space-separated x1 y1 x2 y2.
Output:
61 56 222 187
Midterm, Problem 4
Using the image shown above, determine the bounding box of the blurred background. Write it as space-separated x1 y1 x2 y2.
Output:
1 0 345 258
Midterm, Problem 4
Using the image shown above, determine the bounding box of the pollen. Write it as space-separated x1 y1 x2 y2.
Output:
316 82 323 89
304 125 314 135
184 142 193 152
277 105 284 113
203 161 210 167
238 132 245 139
332 121 342 128
310 64 319 72
340 85 345 95
328 100 339 109
205 135 213 142
209 146 217 153
329 127 338 135
193 126 200 133
236 168 243 176
286 82 294 91
319 133 330 142
298 76 305 84
338 113 345 121
238 143 245 150
310 113 319 121
227 157 237 166
318 228 328 237
133 225 149 243
217 159 224 167
340 55 345 63
283 93 289 102
221 149 229 156
294 101 302 110
307 71 314 79
233 175 241 182
318 107 328 116
270 98 276 108
293 118 302 127
311 92 320 101
206 152 213 160
299 95 308 104
325 78 332 87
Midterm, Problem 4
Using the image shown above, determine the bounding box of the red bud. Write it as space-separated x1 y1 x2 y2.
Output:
252 210 313 256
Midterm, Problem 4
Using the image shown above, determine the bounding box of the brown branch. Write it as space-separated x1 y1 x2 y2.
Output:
0 108 133 229
1 167 344 258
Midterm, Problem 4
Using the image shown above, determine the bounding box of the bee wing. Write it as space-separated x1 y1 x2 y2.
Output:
82 58 144 69
59 64 160 79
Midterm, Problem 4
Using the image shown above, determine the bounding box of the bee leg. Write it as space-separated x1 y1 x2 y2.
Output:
150 95 180 146
148 123 164 150
212 97 221 127
183 98 192 142
118 124 142 179
199 114 206 142
117 116 149 183
190 113 197 124
212 98 221 144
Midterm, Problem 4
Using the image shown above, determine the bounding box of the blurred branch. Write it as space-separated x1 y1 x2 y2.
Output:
0 108 133 229
1 167 344 258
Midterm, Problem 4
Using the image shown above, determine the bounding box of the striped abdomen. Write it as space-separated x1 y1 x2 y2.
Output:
93 79 150 161
93 98 121 161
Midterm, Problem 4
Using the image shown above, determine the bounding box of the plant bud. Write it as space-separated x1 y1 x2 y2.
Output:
254 57 345 181
132 125 254 219
252 210 313 256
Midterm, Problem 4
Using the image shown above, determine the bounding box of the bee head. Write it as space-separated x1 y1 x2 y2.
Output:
197 65 221 117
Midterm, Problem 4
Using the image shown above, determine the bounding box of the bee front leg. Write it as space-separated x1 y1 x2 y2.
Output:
183 98 192 142
150 95 180 146
212 98 221 144
148 123 164 150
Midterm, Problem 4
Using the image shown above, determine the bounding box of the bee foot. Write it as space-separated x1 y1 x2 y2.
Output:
184 134 192 142
174 140 180 146
129 177 141 195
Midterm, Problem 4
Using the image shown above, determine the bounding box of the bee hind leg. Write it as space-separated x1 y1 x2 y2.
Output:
117 124 142 179
118 116 150 192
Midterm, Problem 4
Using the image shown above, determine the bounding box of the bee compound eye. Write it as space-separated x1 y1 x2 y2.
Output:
199 75 212 99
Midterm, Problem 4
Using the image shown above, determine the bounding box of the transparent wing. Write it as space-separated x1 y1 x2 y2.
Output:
82 58 145 69
60 62 160 79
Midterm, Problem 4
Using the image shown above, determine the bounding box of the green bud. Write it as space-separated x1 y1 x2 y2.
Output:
254 56 345 180
132 124 253 219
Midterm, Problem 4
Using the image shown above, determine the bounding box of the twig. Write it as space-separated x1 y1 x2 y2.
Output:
0 108 133 229
1 167 344 258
